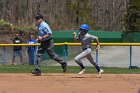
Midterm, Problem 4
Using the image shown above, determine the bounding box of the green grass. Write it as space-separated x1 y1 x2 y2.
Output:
0 19 13 30
0 65 139 74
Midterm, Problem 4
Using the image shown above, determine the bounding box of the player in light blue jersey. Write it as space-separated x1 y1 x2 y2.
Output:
31 14 67 75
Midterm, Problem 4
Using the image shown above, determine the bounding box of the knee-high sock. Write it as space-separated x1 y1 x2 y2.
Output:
75 61 85 69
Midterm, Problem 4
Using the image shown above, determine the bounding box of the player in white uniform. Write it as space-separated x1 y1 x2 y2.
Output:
73 24 104 78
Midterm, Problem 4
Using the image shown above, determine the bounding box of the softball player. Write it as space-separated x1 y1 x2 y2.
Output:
31 14 67 75
73 24 104 78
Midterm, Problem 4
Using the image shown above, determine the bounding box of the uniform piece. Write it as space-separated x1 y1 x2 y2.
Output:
73 24 104 77
31 14 67 75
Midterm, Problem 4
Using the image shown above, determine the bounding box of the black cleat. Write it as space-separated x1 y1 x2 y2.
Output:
62 62 67 73
31 69 41 76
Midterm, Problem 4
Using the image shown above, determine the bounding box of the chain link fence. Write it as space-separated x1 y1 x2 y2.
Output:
0 44 140 68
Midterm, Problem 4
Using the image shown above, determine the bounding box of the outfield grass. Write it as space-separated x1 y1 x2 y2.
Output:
0 65 139 74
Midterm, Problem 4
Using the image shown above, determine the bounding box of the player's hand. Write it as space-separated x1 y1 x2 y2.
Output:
37 36 43 41
96 45 100 50
73 32 77 36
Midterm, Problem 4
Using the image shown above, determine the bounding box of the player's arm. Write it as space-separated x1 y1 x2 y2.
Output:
42 33 51 39
72 32 79 42
38 33 51 41
38 26 52 40
42 25 52 39
91 35 100 50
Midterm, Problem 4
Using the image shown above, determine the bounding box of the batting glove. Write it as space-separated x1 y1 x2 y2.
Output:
73 32 77 36
96 45 100 50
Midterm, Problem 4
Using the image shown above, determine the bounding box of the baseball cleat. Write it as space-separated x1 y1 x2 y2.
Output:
31 69 41 76
34 73 41 76
78 69 85 75
97 69 104 78
62 62 67 73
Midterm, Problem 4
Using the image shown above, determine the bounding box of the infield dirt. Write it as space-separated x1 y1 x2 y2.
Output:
0 73 139 93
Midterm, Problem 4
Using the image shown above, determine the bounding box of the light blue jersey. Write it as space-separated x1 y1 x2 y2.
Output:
37 21 52 41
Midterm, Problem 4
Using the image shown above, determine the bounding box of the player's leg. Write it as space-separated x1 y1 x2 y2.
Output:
18 50 24 65
47 49 67 72
75 50 89 74
27 50 32 65
29 51 35 65
32 50 36 65
12 51 17 65
46 39 67 72
86 54 104 77
31 46 45 75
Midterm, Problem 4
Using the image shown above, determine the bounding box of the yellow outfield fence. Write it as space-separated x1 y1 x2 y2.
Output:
0 42 140 46
0 43 140 68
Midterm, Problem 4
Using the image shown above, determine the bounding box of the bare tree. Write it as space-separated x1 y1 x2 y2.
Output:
0 0 129 31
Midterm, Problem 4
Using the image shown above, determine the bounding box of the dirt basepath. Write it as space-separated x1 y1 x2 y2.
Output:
0 73 139 93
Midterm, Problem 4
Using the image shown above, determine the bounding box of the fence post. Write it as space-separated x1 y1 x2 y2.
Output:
96 49 98 65
63 42 68 61
1 46 6 65
129 46 132 68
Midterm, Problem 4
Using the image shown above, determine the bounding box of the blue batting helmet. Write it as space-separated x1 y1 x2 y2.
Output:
80 24 89 33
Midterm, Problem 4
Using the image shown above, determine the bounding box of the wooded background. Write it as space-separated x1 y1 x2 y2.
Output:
0 0 131 31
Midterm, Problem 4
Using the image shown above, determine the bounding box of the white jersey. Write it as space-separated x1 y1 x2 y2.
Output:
77 32 97 49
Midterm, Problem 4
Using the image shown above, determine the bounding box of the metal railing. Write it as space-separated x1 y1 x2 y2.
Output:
0 43 140 68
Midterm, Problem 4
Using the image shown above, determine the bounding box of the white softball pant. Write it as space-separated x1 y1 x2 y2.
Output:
74 48 96 66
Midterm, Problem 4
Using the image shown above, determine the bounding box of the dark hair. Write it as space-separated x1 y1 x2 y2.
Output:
35 14 43 20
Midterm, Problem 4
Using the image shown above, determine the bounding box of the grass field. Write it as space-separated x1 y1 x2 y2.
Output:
0 65 139 74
